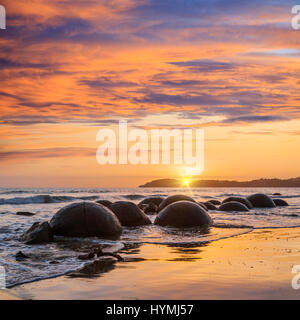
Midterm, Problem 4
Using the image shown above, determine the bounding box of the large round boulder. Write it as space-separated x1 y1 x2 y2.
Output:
50 202 122 238
222 197 253 209
109 201 151 227
247 193 276 208
138 197 164 208
273 199 289 207
154 201 212 228
219 201 249 212
158 195 196 211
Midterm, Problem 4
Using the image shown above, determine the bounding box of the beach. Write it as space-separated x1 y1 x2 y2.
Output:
1 187 300 300
8 227 300 300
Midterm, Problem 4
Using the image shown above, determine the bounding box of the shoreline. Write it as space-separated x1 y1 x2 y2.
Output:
0 290 21 300
7 226 300 300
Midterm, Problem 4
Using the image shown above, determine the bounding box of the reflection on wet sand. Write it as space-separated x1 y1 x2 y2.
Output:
11 228 300 300
167 245 207 262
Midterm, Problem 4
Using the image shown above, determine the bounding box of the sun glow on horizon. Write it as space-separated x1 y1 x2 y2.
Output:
183 178 190 187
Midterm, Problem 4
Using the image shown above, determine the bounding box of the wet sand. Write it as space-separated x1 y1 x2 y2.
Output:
8 227 300 300
0 290 21 300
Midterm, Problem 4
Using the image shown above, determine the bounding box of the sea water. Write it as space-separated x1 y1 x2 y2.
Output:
0 187 299 288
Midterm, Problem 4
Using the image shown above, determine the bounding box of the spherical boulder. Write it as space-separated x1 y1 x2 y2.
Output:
154 201 212 228
219 201 249 212
202 201 218 210
208 199 221 206
138 197 164 208
50 202 122 238
222 197 253 209
109 201 151 227
273 199 289 207
158 195 196 211
143 202 158 215
247 193 276 208
96 200 112 207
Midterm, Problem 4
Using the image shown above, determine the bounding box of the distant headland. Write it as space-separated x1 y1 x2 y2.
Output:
139 177 300 188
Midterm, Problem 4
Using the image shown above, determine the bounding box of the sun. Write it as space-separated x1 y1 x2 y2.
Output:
183 178 190 187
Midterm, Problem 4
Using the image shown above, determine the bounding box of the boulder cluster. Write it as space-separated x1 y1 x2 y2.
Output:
20 192 288 244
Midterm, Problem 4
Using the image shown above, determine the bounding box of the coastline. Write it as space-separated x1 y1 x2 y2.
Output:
139 177 300 188
8 226 300 300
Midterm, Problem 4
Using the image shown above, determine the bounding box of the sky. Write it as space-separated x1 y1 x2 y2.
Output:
0 0 300 187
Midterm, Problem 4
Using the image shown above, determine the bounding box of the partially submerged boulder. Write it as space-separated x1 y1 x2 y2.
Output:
96 200 112 207
273 199 289 207
247 193 276 208
208 199 221 206
143 202 158 215
109 201 151 227
202 201 218 210
158 195 196 211
222 197 253 209
138 197 164 208
155 201 212 228
50 202 122 238
219 201 249 212
21 221 53 244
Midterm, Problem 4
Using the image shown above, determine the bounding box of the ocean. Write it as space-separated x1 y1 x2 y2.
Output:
1 187 300 288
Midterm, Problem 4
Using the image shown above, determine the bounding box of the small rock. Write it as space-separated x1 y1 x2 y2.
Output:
78 246 124 261
16 251 30 260
70 256 118 276
16 212 35 216
21 221 53 244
